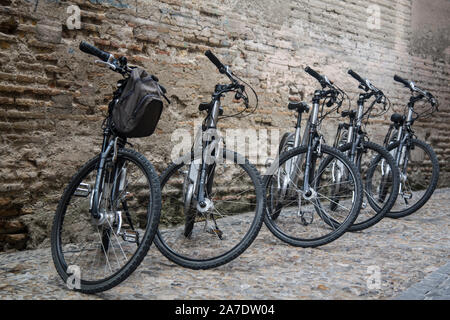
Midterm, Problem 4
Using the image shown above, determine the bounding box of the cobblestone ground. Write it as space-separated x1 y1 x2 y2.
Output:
0 189 449 300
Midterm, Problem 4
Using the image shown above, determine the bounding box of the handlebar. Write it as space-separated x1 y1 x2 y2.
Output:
348 69 384 104
348 69 365 85
79 41 129 75
347 70 389 119
79 41 170 104
348 69 370 92
394 74 438 110
394 75 411 88
305 66 323 83
79 41 113 62
304 66 334 89
304 66 343 110
205 50 225 74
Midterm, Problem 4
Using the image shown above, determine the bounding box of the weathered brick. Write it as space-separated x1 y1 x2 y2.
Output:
0 0 448 253
0 220 26 234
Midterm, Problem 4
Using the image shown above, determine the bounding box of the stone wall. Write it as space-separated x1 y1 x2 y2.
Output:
0 0 449 251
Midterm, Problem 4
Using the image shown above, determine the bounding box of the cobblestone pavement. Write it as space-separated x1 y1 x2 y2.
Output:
1 188 449 300
395 260 450 300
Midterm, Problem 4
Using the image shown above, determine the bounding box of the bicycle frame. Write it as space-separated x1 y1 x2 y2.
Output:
90 94 127 221
334 93 372 165
384 97 422 195
285 90 326 195
197 95 222 207
184 84 229 213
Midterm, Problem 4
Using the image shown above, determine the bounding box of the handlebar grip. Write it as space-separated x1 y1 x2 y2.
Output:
304 66 323 83
79 41 111 62
394 75 410 88
205 50 225 73
348 69 366 86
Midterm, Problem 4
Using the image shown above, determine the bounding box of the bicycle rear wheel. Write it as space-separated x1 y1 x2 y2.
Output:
333 141 400 231
154 149 264 269
51 148 161 293
270 132 295 220
264 145 362 247
384 139 439 218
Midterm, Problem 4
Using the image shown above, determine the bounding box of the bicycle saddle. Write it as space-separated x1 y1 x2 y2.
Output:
288 101 309 113
199 102 212 111
390 113 405 124
341 110 357 119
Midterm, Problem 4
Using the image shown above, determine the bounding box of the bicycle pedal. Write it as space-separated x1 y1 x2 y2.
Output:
298 211 313 226
121 230 139 243
300 217 308 226
207 227 223 240
402 191 413 200
74 183 91 197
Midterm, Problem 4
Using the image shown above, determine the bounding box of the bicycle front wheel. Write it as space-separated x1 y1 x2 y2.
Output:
155 149 265 269
51 148 161 293
264 145 363 247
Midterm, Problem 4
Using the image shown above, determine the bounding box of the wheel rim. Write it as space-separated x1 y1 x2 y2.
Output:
352 144 398 226
157 151 261 262
54 154 154 285
266 146 360 242
389 140 437 213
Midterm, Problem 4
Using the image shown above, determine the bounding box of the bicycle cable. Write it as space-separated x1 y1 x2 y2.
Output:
218 72 259 120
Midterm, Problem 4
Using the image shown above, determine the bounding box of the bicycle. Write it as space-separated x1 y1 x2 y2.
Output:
381 75 439 218
328 69 400 231
154 51 265 269
51 42 167 293
263 66 363 247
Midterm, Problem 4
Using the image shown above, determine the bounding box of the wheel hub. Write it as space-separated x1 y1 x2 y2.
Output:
197 198 213 213
303 188 317 201
92 210 120 226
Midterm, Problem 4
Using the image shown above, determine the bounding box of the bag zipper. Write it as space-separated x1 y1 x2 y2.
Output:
132 93 158 117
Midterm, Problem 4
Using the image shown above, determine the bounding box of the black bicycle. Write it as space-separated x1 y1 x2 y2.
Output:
154 51 265 269
263 66 363 247
51 42 165 293
329 70 400 231
381 75 439 218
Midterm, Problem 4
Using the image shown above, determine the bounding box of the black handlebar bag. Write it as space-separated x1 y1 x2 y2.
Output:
112 67 163 138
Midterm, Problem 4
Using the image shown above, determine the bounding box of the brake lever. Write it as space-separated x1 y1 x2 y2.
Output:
358 84 369 92
223 65 239 85
95 59 117 70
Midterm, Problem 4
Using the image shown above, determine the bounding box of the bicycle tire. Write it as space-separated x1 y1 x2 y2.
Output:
385 139 439 218
339 141 400 231
51 148 161 294
263 145 362 247
154 149 265 269
270 132 295 220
